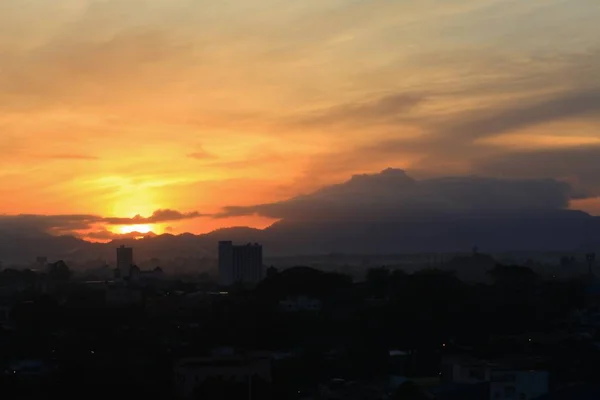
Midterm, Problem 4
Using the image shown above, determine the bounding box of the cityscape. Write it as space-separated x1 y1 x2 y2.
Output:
2 0 600 399
1 239 600 399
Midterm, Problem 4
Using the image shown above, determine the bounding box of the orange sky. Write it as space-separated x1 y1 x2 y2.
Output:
1 0 599 239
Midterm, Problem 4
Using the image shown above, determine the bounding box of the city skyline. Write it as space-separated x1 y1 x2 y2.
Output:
1 0 600 241
3 3 600 398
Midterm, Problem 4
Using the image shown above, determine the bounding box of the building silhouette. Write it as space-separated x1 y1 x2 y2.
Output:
218 241 263 286
116 245 134 279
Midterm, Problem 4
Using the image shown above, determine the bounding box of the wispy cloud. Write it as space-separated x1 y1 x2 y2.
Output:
187 147 216 160
432 87 600 146
36 154 99 160
292 93 425 128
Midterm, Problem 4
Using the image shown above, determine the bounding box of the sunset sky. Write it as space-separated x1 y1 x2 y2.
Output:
1 0 599 240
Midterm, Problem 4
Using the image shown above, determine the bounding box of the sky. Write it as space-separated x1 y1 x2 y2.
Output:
1 0 599 240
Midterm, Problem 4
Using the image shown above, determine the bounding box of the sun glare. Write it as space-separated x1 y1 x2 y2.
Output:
120 224 153 234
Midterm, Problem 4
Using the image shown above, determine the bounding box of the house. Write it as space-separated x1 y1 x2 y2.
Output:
441 356 549 400
534 384 600 400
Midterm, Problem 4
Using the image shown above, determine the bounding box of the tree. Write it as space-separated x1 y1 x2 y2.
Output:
257 266 352 301
391 381 428 400
488 264 537 288
266 266 278 279
364 267 392 298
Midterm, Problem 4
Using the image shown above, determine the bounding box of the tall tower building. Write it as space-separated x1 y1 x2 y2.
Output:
219 241 263 287
219 241 234 287
116 245 134 279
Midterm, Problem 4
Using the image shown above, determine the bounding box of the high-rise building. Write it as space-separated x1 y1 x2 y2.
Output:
116 245 134 279
218 241 263 286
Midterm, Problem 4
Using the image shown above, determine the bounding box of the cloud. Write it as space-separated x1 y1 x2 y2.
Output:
103 209 205 225
1 0 600 231
0 28 197 113
0 209 204 235
432 87 600 145
0 214 99 235
293 93 425 128
37 154 99 160
284 82 600 184
217 168 572 221
187 147 216 160
295 85 600 149
475 145 600 197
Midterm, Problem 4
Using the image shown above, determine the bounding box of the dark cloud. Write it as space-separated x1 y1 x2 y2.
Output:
475 145 600 197
0 214 100 235
433 88 600 145
291 138 422 191
286 84 600 183
103 209 204 225
217 168 572 221
319 87 600 154
0 209 204 235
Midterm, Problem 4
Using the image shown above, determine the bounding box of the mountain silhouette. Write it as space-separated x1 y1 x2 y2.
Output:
0 209 599 264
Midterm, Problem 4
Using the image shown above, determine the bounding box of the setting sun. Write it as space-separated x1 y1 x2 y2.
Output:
120 224 153 235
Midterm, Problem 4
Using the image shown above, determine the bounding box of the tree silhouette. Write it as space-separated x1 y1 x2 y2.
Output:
391 381 429 400
365 267 391 295
488 264 537 288
266 266 278 279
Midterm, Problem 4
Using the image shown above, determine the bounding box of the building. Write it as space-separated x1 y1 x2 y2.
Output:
129 265 141 283
489 370 548 400
535 384 600 399
441 356 549 400
116 245 134 279
218 241 263 286
173 349 272 399
5 359 57 379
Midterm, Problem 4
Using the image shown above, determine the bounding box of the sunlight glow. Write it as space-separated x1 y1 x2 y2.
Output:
119 224 153 234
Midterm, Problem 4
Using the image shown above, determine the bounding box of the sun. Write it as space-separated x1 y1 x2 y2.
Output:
120 224 153 234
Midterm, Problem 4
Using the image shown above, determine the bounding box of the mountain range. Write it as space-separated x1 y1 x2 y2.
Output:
2 169 600 265
0 209 599 265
